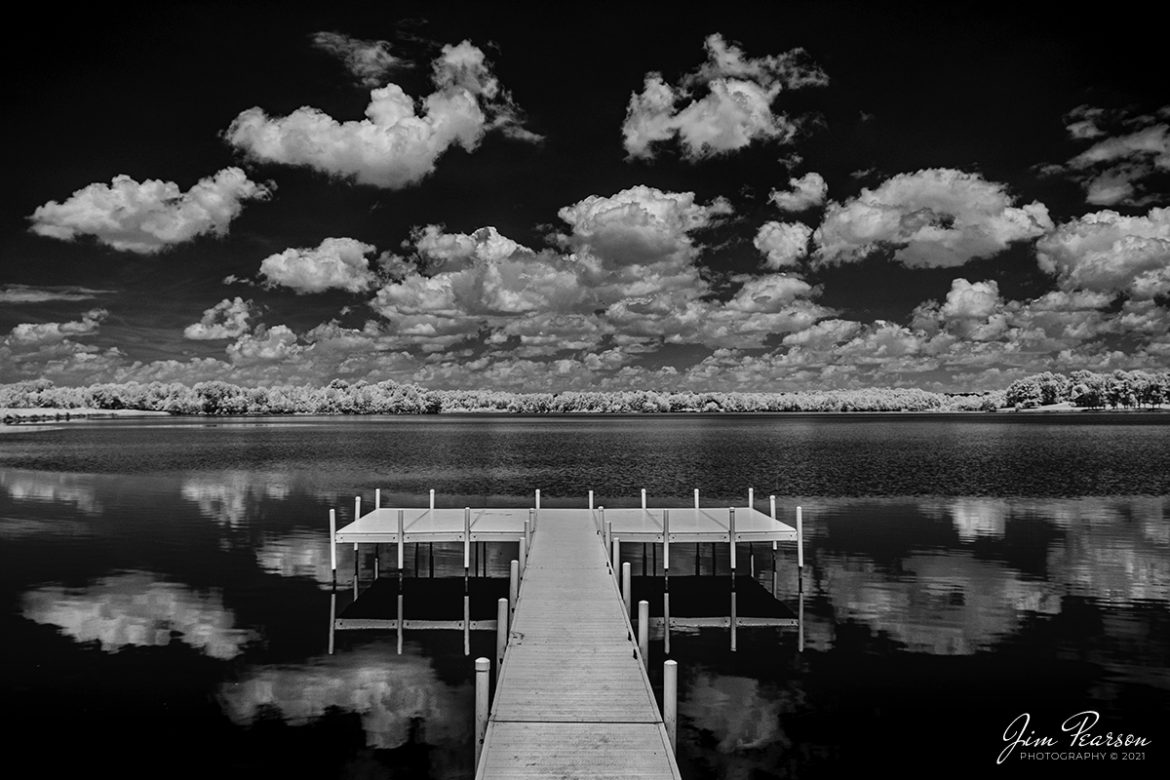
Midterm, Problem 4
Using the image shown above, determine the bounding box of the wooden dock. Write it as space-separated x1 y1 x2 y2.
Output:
475 510 681 779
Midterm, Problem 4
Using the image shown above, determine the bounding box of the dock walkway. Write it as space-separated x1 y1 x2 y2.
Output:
476 511 682 779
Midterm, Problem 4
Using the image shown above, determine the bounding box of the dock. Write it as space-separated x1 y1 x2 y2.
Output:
329 489 803 776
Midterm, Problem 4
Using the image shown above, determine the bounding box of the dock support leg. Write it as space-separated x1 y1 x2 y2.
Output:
797 505 804 572
638 600 649 668
328 587 336 655
475 657 490 769
663 509 670 574
664 660 678 752
496 597 508 681
622 562 631 617
328 509 336 581
464 507 471 573
463 592 470 656
518 536 527 578
375 488 380 509
374 545 379 579
730 589 738 653
396 589 404 655
509 560 519 615
612 537 620 574
397 509 405 572
663 583 671 656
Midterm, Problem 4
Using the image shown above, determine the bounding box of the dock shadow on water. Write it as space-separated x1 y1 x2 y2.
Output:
0 415 1167 778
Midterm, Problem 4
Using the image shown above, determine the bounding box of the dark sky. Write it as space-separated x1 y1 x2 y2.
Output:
3 1 1167 391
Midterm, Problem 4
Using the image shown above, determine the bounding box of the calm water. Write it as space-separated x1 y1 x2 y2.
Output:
1 414 1167 778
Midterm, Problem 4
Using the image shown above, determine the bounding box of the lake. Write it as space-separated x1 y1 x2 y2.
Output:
1 413 1167 778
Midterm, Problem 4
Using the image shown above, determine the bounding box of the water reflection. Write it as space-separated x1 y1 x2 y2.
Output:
0 469 102 514
181 471 293 527
220 646 470 754
947 497 1008 540
256 532 336 587
21 571 256 659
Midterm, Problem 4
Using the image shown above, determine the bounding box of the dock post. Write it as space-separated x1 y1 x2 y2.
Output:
397 509 405 571
527 508 535 549
622 562 631 616
328 587 336 655
729 507 737 572
588 489 594 511
641 488 647 510
429 489 435 511
396 589 404 655
748 487 754 509
355 495 361 520
496 597 508 680
612 536 620 573
509 560 519 613
519 535 527 578
731 589 738 652
328 509 337 580
638 600 649 668
375 488 381 509
374 546 379 579
474 657 490 768
463 592 470 656
770 495 777 553
663 509 670 573
664 660 678 752
798 587 805 653
693 488 699 509
750 545 755 577
464 507 471 571
797 505 804 571
663 585 671 655
535 488 541 510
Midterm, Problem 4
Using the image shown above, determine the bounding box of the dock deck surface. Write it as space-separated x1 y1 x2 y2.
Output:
476 510 682 779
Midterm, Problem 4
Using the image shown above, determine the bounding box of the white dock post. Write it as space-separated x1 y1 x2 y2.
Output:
622 562 631 616
693 488 699 510
588 489 594 510
527 508 535 549
518 535 527 578
464 507 471 571
475 657 490 768
429 489 435 511
664 660 678 752
798 588 805 653
328 509 337 579
397 509 405 570
463 593 471 656
797 505 804 570
770 495 778 552
728 507 737 572
641 488 647 510
612 536 620 572
663 588 671 655
638 600 649 668
663 509 671 572
355 495 361 520
509 560 519 613
748 487 754 509
353 496 361 582
496 597 508 679
374 546 379 579
375 488 381 509
535 488 541 510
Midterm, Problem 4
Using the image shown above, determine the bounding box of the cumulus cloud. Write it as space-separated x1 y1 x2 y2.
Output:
754 221 812 268
1036 207 1170 298
226 324 302 364
1048 105 1170 206
259 237 379 293
311 31 404 87
623 33 827 160
225 40 538 188
183 297 256 340
5 309 107 347
0 285 110 303
814 168 1053 267
770 172 827 211
29 168 271 254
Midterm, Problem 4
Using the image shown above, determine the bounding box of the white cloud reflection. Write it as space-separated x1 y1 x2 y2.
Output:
22 571 256 659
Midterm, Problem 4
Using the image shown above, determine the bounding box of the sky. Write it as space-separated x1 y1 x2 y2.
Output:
2 1 1168 392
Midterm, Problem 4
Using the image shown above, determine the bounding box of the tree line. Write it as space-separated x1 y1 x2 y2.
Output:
1 370 1165 417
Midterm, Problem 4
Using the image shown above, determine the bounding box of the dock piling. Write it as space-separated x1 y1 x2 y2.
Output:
464 507 471 571
612 536 620 572
663 586 671 655
693 488 699 510
664 660 678 752
638 600 649 667
509 560 519 613
375 488 381 509
496 597 508 679
328 509 337 579
355 495 361 521
729 507 737 572
396 509 404 570
535 488 541 510
663 509 670 573
748 487 754 509
797 505 804 570
731 589 738 652
641 488 647 510
622 562 631 616
518 536 527 578
429 489 435 511
328 587 336 655
475 657 490 768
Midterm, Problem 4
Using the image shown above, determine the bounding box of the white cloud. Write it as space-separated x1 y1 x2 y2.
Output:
814 168 1052 267
226 325 302 364
770 172 827 211
311 31 403 87
259 237 379 294
29 168 271 254
1036 207 1170 298
225 41 538 189
0 285 110 303
184 297 256 340
1050 106 1170 206
6 309 107 347
623 33 827 160
754 221 812 268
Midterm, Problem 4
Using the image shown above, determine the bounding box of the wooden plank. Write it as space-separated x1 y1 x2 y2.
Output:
478 722 677 778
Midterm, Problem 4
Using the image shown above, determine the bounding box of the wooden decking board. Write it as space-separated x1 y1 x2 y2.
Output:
478 510 682 779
